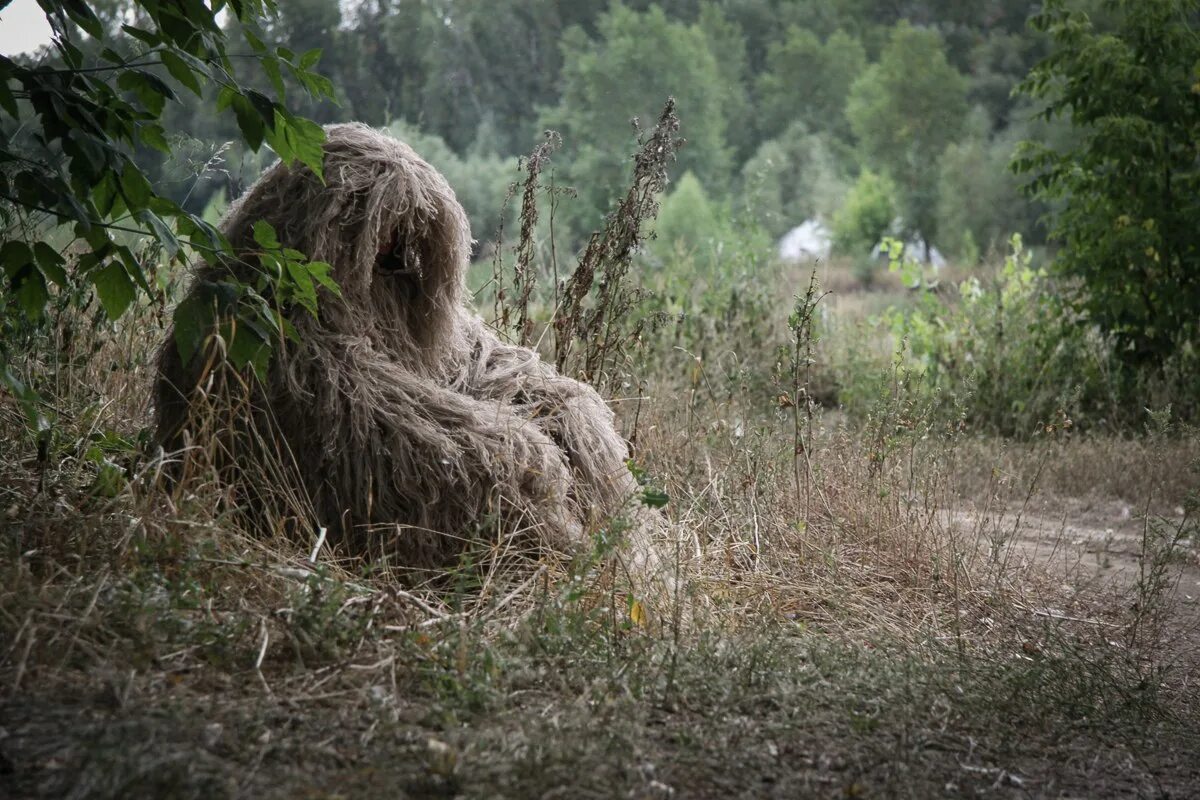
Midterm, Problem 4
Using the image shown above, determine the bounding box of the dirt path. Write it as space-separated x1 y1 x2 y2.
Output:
949 497 1200 634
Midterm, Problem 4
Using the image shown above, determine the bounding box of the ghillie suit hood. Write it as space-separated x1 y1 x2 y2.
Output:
156 123 648 574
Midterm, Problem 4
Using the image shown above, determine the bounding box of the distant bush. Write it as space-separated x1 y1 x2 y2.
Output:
831 170 895 281
739 123 851 238
833 236 1199 434
830 235 1195 434
935 115 1029 264
893 235 1106 434
652 171 728 269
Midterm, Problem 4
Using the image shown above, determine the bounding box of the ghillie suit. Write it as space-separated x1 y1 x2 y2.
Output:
156 123 653 574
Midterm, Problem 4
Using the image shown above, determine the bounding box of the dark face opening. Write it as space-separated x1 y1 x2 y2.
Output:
374 229 423 299
375 230 421 277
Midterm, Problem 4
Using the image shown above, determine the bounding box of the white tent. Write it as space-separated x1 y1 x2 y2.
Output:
778 219 832 262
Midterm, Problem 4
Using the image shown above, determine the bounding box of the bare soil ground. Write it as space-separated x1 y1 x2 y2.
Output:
952 497 1200 631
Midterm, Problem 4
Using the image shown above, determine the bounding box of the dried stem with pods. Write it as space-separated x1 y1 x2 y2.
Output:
554 99 682 391
491 131 565 347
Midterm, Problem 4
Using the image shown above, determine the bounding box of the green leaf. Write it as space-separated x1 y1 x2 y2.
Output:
262 57 285 99
641 487 669 509
12 264 48 320
57 37 84 70
93 172 122 217
216 85 236 113
60 0 103 39
227 319 270 377
115 70 177 115
172 290 213 364
268 111 325 180
89 459 127 498
307 260 341 296
139 123 171 154
0 240 33 275
136 209 180 257
32 242 67 287
230 94 264 150
121 24 161 46
285 259 317 315
161 50 203 96
245 89 276 123
120 163 153 210
299 48 323 70
0 78 18 118
0 364 47 433
243 28 267 53
1 242 50 315
169 48 209 74
92 261 136 319
279 314 300 343
296 71 335 100
116 245 152 294
177 215 227 252
252 220 281 250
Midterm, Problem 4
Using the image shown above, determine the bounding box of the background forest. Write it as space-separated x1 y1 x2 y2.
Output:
148 0 1048 263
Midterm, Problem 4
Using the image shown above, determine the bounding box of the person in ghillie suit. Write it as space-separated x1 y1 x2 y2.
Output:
156 123 659 577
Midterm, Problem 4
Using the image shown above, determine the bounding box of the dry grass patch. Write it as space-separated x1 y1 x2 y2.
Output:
4 318 1198 796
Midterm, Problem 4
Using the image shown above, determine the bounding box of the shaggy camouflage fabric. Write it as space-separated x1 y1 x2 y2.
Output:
157 124 655 573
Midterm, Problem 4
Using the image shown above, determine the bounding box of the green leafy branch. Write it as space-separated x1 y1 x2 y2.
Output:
172 221 341 380
1 1 332 319
1 0 337 419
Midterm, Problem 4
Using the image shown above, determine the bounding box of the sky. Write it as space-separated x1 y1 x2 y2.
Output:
0 1 370 58
0 0 54 57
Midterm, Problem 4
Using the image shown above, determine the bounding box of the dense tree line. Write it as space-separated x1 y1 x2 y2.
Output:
10 0 1064 260
294 0 1054 257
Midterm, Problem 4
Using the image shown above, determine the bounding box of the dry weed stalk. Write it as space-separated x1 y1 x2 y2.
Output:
510 132 561 347
554 100 682 391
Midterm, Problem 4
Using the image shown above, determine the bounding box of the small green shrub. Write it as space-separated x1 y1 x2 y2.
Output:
892 235 1110 434
831 170 895 284
652 171 728 270
830 236 1121 434
830 232 1200 433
